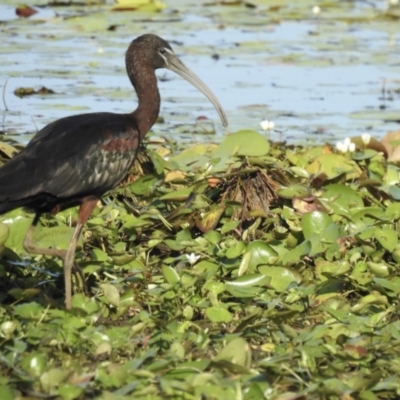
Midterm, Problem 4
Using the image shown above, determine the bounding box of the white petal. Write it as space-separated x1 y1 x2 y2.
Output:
336 141 344 152
260 120 275 131
361 133 371 145
312 5 321 15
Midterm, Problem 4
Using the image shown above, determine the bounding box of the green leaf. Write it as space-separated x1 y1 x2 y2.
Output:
13 302 43 319
322 183 363 214
220 220 240 235
147 149 165 175
40 368 70 393
226 274 271 288
259 266 301 292
33 226 81 251
22 353 47 377
205 307 233 323
162 265 180 285
58 384 84 400
282 240 311 265
0 223 9 247
100 284 120 307
159 188 192 201
301 211 333 239
306 154 361 180
129 175 158 196
375 228 397 252
214 337 252 368
213 130 270 158
277 184 311 199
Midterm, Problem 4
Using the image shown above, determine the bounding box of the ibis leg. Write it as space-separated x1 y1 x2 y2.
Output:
64 222 83 310
24 198 98 309
64 198 98 309
24 213 65 259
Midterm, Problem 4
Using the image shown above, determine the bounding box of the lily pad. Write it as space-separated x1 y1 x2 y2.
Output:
212 130 270 158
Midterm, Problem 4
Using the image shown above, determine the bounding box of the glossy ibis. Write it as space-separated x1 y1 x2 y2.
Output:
0 34 228 309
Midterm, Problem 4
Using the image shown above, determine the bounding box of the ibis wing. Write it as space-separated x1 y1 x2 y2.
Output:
0 112 140 211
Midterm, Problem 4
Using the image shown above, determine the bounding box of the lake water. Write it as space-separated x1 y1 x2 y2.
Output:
0 0 399 145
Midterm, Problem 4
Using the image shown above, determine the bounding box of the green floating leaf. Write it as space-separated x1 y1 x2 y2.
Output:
375 228 397 252
58 384 84 400
301 211 333 239
322 183 364 214
123 216 152 229
40 368 70 394
100 284 120 307
277 184 311 199
196 204 226 233
204 230 221 245
389 185 400 200
0 320 17 340
205 306 233 323
367 262 390 278
0 222 10 247
241 240 278 274
374 277 400 294
162 265 180 285
225 284 264 298
34 226 80 251
169 143 215 171
0 386 15 400
0 141 18 158
386 165 400 185
1 212 32 254
92 248 109 262
351 208 387 229
316 260 351 280
259 266 301 292
129 175 158 196
204 281 225 295
301 211 339 255
213 130 270 158
214 337 252 368
226 274 271 288
147 149 165 175
351 292 388 313
159 187 192 201
306 154 361 180
192 260 219 278
225 240 245 259
13 302 43 319
112 0 166 12
71 294 101 314
21 353 47 378
282 240 311 265
220 220 240 235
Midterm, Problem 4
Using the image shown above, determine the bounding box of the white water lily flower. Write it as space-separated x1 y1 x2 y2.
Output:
343 137 351 147
312 5 321 15
260 120 275 131
361 133 371 145
336 138 355 153
185 253 200 265
336 141 347 153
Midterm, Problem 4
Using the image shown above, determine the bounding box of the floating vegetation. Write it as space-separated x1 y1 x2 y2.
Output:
1 128 400 398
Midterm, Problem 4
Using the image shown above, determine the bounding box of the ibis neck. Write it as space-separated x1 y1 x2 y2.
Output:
130 71 160 140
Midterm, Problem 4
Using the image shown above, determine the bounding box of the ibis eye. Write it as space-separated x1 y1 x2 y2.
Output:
160 48 167 54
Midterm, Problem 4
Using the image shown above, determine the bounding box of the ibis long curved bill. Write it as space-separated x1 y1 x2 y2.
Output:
164 49 228 128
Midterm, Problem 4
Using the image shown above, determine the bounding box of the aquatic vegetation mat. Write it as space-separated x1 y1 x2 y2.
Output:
1 129 400 399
